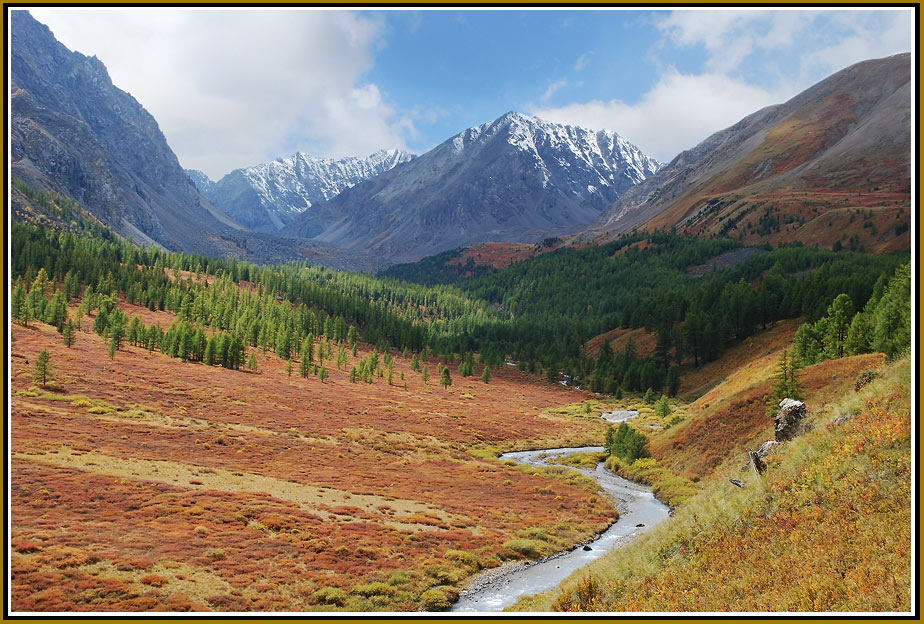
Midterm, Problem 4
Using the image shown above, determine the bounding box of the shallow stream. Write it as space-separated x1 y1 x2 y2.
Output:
450 443 669 612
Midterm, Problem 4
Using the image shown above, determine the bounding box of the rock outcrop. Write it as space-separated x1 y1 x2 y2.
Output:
775 399 807 442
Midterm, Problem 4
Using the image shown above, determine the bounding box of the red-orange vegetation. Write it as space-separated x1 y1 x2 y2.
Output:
584 327 656 359
10 309 611 612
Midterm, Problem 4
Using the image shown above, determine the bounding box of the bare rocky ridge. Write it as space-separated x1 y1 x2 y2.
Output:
292 112 661 266
9 10 243 253
9 10 355 267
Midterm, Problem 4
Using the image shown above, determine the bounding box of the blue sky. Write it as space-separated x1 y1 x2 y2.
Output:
27 7 913 179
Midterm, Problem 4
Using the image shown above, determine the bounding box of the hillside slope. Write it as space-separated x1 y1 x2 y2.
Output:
514 354 911 612
9 11 364 268
581 54 911 254
9 11 243 252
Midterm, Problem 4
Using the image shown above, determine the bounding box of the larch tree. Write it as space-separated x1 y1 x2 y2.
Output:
33 349 53 387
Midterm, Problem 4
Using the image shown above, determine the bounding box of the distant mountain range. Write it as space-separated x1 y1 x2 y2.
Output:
9 10 910 272
187 149 415 232
579 53 911 254
291 111 661 264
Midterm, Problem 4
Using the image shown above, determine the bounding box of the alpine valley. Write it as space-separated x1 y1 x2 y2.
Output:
7 9 913 616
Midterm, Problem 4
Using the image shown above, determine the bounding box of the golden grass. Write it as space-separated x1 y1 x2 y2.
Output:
510 355 911 612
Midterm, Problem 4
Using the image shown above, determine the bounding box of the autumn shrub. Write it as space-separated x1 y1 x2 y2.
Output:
503 538 552 559
604 456 700 509
443 549 481 570
312 586 347 606
419 588 451 611
352 581 395 597
386 571 411 586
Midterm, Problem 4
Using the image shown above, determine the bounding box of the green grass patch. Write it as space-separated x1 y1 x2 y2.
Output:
604 456 700 509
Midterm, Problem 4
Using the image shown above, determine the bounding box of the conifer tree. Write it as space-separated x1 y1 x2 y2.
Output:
33 349 53 387
248 351 258 372
768 348 804 411
299 349 311 378
11 281 26 325
481 364 491 384
440 366 452 389
654 395 671 419
62 320 76 347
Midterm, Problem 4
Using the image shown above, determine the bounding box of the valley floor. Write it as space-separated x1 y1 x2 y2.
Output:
9 304 613 612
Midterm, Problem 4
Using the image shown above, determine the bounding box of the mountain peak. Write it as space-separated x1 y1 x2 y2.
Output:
197 149 415 232
292 113 662 268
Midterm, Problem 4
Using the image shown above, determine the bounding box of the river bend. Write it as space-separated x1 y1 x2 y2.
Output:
450 445 669 612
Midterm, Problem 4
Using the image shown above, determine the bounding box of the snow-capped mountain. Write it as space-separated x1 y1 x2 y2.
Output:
293 111 661 266
189 149 415 232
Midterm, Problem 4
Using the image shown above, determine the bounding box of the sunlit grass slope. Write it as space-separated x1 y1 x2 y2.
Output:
512 355 911 612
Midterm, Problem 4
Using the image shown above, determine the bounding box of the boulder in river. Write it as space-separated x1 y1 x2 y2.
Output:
775 399 806 442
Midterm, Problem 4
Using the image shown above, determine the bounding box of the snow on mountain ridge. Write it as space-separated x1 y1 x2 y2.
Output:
194 149 415 232
291 110 663 267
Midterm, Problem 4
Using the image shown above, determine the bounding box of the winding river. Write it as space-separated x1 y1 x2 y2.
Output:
450 431 669 612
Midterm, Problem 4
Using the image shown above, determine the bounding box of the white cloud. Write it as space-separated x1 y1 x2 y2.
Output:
574 52 592 72
541 79 568 102
658 9 912 80
30 8 415 179
530 69 781 163
533 8 911 163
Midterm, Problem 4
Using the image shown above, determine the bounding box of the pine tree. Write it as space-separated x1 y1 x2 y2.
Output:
33 349 53 387
421 365 430 385
654 395 671 419
643 387 656 404
319 366 329 383
286 357 293 376
299 350 311 378
410 354 420 372
768 348 804 411
440 366 452 389
248 351 258 372
11 281 26 325
823 293 854 359
62 320 76 347
481 365 491 384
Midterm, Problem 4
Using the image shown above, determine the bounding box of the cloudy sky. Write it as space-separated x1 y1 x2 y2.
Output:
28 7 913 179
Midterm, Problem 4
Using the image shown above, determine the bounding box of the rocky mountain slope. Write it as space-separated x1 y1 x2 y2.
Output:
579 54 911 254
9 11 369 268
188 149 415 232
9 10 248 254
293 112 661 265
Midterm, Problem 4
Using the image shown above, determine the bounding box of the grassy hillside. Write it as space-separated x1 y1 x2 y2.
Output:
511 354 911 612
